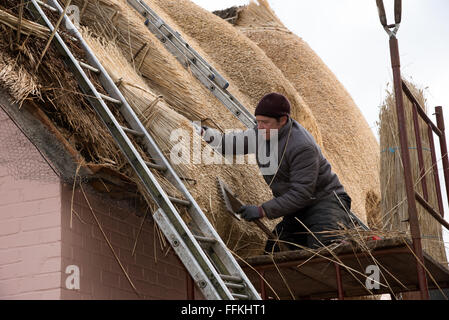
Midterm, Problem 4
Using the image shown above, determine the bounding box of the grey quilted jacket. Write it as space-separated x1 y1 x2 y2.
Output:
205 117 346 219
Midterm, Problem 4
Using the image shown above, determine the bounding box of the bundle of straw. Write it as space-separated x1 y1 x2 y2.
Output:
379 81 447 264
0 51 40 103
0 8 50 39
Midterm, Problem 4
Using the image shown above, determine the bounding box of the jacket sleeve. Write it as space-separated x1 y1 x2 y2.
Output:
204 127 256 155
261 145 319 219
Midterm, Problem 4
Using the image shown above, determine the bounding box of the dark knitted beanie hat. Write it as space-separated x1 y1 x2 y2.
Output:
254 93 291 118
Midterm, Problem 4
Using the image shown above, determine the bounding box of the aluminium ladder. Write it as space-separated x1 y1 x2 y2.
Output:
28 0 260 300
127 0 257 129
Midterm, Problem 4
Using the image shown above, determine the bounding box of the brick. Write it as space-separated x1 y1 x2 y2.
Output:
0 261 22 280
157 273 175 288
135 253 156 270
0 202 37 220
108 257 124 275
142 268 157 284
82 236 101 254
61 288 83 300
35 198 61 215
91 285 112 299
101 270 120 288
61 243 73 259
63 229 83 248
142 240 156 258
116 221 134 237
39 288 61 300
118 248 135 265
0 219 20 236
39 257 61 274
23 183 60 202
6 288 60 300
92 226 110 242
0 188 25 206
0 278 21 296
0 248 21 266
126 264 144 281
21 212 60 231
0 253 62 281
97 215 118 232
110 288 140 300
20 242 60 260
134 280 157 297
0 230 40 249
99 241 114 258
118 275 134 292
80 264 102 283
110 231 132 250
164 262 182 278
39 227 61 243
72 246 91 266
19 272 61 293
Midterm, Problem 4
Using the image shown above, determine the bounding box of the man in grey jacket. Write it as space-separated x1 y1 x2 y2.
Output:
202 93 352 252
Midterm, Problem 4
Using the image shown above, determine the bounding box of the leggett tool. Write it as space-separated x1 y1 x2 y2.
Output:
217 178 289 251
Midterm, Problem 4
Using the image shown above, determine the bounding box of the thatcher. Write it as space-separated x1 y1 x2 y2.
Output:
228 0 381 226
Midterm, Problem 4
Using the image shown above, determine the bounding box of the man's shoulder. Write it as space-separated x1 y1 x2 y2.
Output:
289 120 319 150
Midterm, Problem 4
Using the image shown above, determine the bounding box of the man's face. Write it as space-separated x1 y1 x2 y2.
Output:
256 115 287 140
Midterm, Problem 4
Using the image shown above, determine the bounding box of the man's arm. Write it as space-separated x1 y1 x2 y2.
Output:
261 146 319 219
202 126 256 156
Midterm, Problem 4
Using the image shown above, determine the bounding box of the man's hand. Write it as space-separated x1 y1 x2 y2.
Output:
237 205 264 221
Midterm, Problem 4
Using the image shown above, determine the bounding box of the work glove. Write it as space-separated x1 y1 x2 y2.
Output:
237 205 264 221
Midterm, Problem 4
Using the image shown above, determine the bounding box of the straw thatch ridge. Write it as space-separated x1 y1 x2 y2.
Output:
232 0 381 224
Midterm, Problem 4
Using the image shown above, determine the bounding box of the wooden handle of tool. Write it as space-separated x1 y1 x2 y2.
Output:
253 220 275 239
253 220 290 252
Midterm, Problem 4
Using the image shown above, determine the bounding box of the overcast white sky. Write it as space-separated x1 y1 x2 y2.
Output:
191 0 449 260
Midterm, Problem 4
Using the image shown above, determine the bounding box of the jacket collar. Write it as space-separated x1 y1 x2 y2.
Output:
278 117 292 140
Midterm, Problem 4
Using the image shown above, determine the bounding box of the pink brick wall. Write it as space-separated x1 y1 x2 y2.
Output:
60 183 192 300
0 108 61 299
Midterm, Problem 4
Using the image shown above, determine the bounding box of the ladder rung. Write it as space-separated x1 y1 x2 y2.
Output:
225 282 245 290
219 274 243 283
232 293 249 300
99 93 122 105
194 235 217 244
121 126 144 137
36 0 57 12
79 61 100 74
144 161 167 171
168 196 191 207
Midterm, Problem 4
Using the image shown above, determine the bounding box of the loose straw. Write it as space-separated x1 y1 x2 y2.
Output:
80 183 142 298
35 0 72 72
